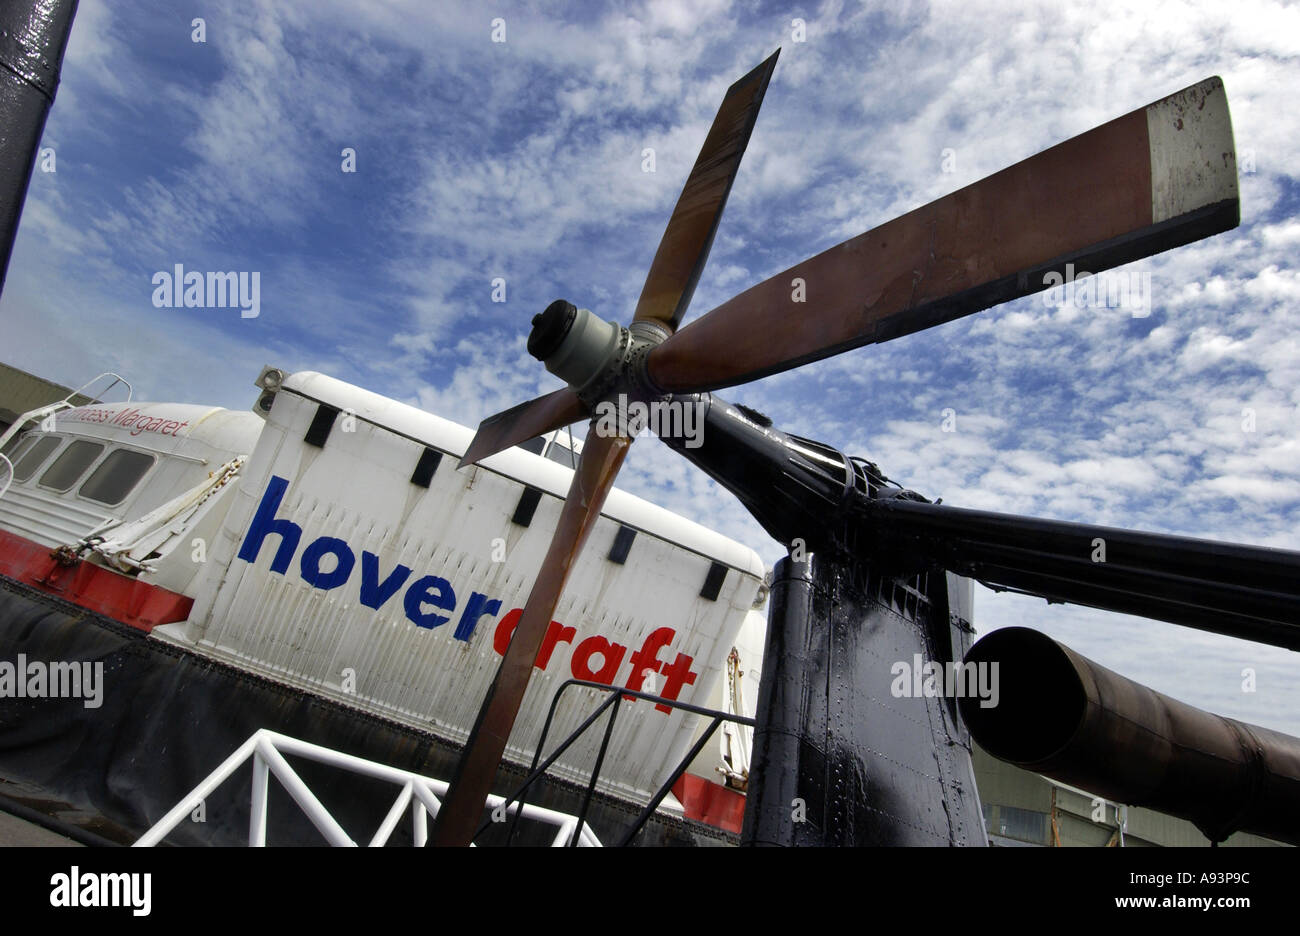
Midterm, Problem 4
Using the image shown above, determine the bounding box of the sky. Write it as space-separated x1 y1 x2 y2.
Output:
2 0 1299 736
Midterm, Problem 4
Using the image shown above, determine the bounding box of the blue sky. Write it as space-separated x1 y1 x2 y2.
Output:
3 0 1300 734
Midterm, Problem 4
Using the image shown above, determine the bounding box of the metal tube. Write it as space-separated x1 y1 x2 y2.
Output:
249 752 269 846
412 800 428 847
369 781 414 847
960 627 1300 844
0 0 79 291
505 668 582 846
551 819 575 847
569 698 621 847
862 497 1300 650
134 732 262 847
412 781 442 821
618 716 724 846
488 687 620 844
254 737 356 846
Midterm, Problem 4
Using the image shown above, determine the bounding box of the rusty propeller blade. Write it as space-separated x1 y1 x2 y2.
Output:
434 52 781 842
645 76 1240 394
633 49 779 330
458 387 587 469
432 426 631 846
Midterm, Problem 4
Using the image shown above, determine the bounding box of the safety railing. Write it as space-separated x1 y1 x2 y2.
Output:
0 372 132 454
134 728 601 847
478 679 756 847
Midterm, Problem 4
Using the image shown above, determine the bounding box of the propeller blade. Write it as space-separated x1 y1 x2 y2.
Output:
632 49 779 330
458 387 587 469
645 76 1240 393
432 425 633 846
434 55 782 842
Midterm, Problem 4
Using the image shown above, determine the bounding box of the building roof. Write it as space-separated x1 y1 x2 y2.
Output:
0 362 97 426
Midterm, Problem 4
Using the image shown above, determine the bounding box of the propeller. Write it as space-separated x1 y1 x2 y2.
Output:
432 49 781 846
436 67 1240 845
458 386 587 469
644 76 1238 393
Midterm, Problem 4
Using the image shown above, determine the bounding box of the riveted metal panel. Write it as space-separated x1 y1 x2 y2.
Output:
743 552 986 846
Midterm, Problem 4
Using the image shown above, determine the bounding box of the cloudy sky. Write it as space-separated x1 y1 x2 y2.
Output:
3 0 1299 735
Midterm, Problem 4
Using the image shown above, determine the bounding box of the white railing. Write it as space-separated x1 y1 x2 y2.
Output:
0 371 133 453
133 729 601 847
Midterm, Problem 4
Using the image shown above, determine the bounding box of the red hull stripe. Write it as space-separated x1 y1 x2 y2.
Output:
0 528 191 632
672 773 747 835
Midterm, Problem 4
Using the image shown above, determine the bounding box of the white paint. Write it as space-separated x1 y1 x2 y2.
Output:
0 404 261 553
1 368 770 805
161 371 766 801
1146 77 1238 225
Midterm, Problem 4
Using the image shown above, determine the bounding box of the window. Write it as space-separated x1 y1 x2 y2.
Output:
544 440 577 468
12 436 63 482
2 432 34 458
996 805 1049 845
79 449 155 505
517 436 545 455
38 440 104 492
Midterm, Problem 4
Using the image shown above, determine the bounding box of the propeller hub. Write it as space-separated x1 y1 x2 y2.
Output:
527 299 674 409
527 300 628 399
527 299 578 361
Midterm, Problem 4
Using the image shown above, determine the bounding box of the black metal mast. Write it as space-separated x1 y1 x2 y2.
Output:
0 0 78 292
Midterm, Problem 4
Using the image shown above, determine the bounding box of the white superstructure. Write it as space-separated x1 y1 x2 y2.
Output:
0 368 769 810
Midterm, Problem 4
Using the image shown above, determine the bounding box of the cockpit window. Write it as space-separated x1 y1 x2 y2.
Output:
79 449 155 505
2 433 33 458
12 436 62 482
544 440 577 468
2 434 36 464
38 440 105 492
517 436 546 455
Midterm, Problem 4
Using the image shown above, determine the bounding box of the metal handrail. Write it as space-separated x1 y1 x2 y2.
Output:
134 728 601 847
480 679 757 847
66 372 132 405
0 371 133 454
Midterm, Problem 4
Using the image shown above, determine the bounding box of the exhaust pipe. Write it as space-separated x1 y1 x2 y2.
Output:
959 626 1300 844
